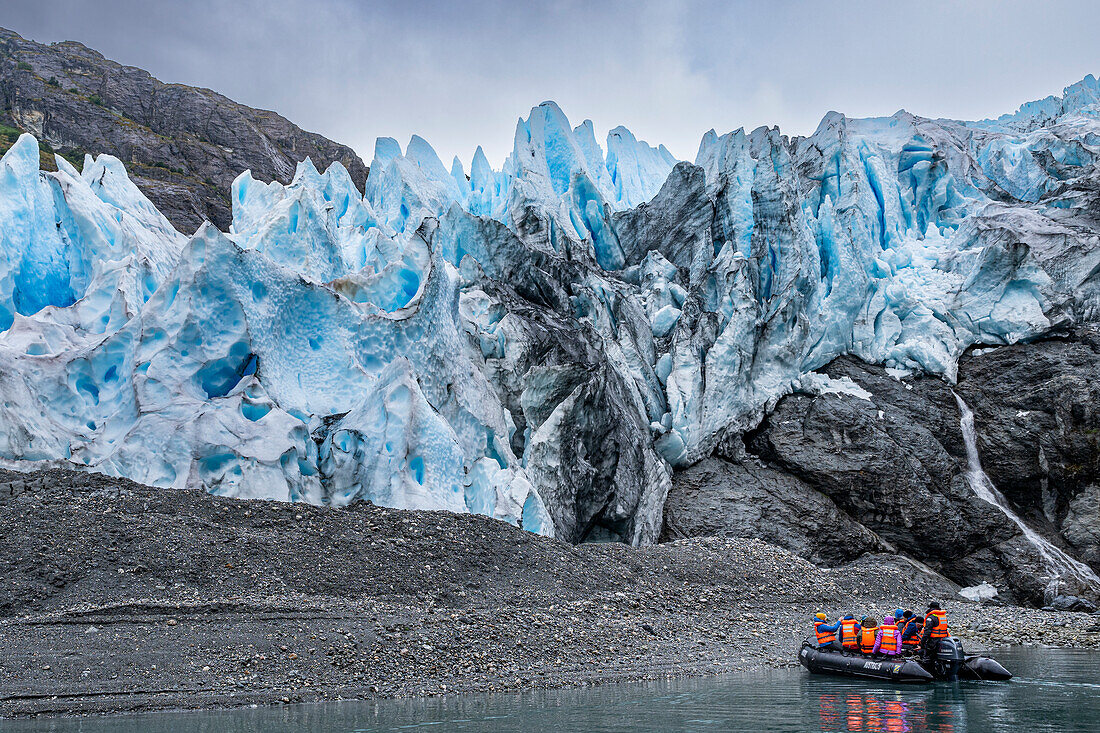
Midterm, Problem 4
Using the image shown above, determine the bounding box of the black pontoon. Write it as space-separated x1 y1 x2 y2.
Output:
798 637 1011 684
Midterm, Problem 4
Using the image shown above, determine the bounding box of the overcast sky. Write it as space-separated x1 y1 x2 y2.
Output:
5 0 1100 167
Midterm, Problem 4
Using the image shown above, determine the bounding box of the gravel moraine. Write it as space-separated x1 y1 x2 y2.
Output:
1 467 1098 718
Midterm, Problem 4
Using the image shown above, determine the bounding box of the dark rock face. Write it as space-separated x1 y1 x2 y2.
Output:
746 358 976 556
0 27 367 233
662 456 888 565
1047 595 1097 613
612 162 713 270
747 358 1054 605
957 330 1100 570
665 351 1100 605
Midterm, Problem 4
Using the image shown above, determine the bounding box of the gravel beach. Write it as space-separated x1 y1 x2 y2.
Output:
2 468 1098 719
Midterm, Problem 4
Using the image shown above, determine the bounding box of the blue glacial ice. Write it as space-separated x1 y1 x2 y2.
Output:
1 79 1100 543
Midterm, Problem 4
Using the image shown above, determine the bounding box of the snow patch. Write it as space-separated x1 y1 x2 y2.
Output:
798 372 873 401
959 582 999 603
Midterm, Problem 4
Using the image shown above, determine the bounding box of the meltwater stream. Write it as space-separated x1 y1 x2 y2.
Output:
953 393 1100 592
4 648 1098 732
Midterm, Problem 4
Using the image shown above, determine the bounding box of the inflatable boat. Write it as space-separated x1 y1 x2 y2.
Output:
799 637 1011 684
798 644 934 683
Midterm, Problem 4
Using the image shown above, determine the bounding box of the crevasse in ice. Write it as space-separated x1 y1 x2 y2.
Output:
1 79 1099 542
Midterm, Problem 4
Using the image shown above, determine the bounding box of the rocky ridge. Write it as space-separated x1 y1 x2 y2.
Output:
0 26 368 232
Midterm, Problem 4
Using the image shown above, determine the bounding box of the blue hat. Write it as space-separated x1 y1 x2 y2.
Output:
894 608 904 619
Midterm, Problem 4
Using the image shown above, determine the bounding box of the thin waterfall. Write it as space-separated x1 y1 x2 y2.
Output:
954 392 1100 590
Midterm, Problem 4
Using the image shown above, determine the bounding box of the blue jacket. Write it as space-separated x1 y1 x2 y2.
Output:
815 620 841 647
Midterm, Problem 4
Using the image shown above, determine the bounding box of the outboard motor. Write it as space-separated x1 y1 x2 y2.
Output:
933 637 966 681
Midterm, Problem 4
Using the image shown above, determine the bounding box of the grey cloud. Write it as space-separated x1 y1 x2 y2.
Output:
4 0 1099 166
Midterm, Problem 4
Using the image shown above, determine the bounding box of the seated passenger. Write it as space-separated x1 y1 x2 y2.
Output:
900 610 922 651
858 616 879 655
813 612 842 650
839 614 862 652
873 615 901 656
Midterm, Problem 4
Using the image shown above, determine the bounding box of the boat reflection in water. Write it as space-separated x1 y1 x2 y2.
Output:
817 688 965 732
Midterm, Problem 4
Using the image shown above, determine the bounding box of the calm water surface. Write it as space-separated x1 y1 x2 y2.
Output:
4 647 1098 732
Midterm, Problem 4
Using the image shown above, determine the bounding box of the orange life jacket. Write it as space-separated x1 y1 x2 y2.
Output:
925 609 948 639
815 621 837 646
901 618 922 646
840 618 860 649
859 627 878 654
878 622 899 654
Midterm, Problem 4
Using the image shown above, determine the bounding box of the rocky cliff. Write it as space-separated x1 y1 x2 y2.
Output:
664 334 1100 606
958 333 1100 576
0 26 367 233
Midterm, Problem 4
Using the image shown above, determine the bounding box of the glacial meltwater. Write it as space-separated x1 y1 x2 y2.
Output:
5 647 1098 732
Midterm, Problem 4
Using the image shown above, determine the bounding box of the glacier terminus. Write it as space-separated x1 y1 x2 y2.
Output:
3 75 1100 598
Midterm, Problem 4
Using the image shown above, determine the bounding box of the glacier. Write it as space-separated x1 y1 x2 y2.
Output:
1 81 1100 546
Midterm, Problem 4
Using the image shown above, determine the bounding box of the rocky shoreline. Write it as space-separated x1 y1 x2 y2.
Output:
1 468 1098 719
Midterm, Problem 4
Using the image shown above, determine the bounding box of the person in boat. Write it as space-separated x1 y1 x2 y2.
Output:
872 614 902 656
919 614 942 662
900 610 923 652
924 602 949 639
858 616 879 655
813 612 843 649
838 614 862 652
